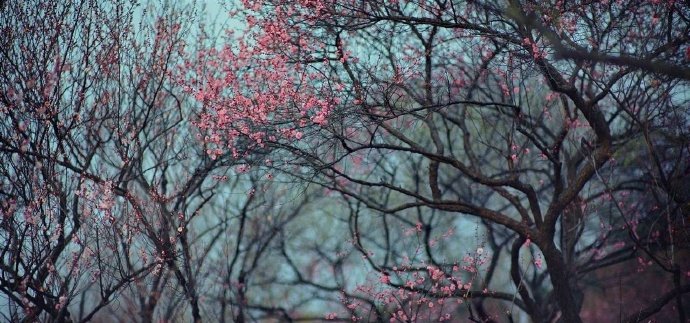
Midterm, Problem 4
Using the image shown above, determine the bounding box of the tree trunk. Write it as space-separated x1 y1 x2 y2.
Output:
542 245 583 323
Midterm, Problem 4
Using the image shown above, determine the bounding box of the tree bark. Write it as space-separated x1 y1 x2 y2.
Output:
542 244 583 323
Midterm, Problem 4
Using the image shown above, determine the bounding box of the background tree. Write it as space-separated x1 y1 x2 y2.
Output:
0 1 161 321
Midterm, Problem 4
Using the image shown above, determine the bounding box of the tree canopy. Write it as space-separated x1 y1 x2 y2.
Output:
1 0 689 322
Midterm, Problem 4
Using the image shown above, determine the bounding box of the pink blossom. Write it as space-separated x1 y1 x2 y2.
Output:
379 273 390 284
